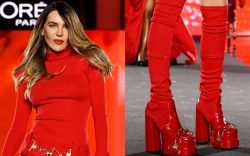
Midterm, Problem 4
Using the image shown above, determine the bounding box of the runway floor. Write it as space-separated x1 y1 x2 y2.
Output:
126 37 250 156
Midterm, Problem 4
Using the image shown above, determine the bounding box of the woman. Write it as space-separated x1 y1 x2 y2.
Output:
1 1 111 156
145 0 239 155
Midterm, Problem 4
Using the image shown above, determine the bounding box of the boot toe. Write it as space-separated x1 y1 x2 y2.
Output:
162 128 197 155
210 122 239 149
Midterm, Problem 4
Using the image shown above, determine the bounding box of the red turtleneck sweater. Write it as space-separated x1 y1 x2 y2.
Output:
1 47 109 156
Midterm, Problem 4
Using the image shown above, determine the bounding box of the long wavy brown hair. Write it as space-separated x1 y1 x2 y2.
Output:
13 1 112 98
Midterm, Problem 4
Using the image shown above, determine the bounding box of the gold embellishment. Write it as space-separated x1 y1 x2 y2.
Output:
177 128 192 138
168 138 181 155
216 129 224 146
224 122 237 130
28 139 72 156
28 139 38 151
215 122 237 146
167 128 193 155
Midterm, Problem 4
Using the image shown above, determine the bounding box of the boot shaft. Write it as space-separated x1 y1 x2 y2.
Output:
199 6 228 99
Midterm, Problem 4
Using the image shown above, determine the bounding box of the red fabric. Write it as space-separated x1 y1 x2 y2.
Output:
172 17 197 63
1 47 109 156
125 0 131 21
198 6 228 122
147 0 185 101
125 0 146 63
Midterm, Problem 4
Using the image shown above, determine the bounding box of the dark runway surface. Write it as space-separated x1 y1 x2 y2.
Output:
126 39 250 155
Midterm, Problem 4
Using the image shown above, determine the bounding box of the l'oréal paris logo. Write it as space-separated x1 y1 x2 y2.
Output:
0 1 47 29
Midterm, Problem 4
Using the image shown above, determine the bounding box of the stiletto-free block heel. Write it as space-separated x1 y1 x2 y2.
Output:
145 112 161 152
196 108 209 144
146 101 197 155
196 98 239 149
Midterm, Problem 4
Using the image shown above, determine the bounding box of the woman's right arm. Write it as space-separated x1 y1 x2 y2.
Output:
1 81 32 156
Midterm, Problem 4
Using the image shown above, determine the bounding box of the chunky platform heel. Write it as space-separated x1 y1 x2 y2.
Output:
145 101 197 155
145 112 161 152
196 108 209 143
196 100 239 149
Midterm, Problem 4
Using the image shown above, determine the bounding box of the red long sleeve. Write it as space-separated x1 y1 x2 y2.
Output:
1 47 109 156
86 65 109 156
1 81 32 156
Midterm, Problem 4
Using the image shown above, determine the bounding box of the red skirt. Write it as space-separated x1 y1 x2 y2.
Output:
19 133 91 156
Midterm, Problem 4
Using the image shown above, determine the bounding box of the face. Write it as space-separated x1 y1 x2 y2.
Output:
42 10 69 52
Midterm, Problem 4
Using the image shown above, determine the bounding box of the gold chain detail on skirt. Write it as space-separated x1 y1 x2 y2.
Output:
28 139 72 156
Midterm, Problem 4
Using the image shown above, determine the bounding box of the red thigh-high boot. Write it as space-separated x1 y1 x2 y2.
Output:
146 0 196 155
196 6 239 149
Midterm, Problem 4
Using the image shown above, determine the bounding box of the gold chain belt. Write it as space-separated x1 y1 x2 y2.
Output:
28 139 72 156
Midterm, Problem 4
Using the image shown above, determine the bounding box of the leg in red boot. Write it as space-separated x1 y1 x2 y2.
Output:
146 0 197 155
196 5 239 149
